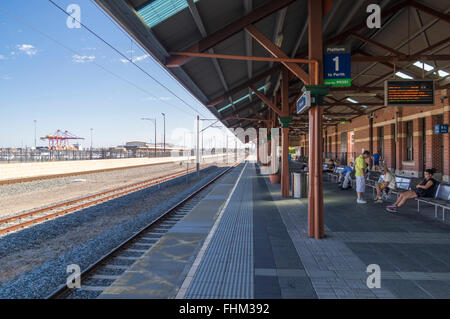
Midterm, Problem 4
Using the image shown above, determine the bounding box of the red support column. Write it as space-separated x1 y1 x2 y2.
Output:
281 68 291 198
256 127 260 163
307 0 324 239
268 110 272 159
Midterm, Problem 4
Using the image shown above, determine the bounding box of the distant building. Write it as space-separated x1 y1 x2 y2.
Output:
125 141 148 148
123 141 187 152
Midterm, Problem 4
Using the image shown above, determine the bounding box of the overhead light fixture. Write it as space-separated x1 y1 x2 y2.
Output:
361 105 368 108
413 61 434 72
437 70 449 78
395 71 413 79
346 92 377 97
346 98 358 103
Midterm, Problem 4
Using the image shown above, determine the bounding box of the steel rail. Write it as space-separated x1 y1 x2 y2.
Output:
46 162 241 299
0 160 180 186
0 165 211 235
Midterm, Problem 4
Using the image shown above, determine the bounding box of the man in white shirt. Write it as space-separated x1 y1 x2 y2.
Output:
374 167 396 203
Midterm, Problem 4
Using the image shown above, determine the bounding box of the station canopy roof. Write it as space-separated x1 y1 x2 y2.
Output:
95 0 450 137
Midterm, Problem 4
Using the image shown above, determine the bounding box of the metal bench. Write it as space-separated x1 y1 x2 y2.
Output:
367 175 410 200
365 171 381 187
328 166 344 182
368 174 384 198
416 183 450 221
392 177 412 195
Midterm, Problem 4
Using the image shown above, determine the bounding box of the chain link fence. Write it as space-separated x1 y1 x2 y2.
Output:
0 148 181 163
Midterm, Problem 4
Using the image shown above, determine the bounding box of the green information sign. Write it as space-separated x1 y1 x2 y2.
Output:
324 78 351 87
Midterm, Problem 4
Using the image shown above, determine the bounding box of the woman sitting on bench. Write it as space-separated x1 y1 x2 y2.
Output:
386 168 437 213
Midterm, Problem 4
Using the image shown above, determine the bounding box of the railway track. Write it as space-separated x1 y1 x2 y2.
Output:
0 160 179 186
47 162 239 299
0 164 211 236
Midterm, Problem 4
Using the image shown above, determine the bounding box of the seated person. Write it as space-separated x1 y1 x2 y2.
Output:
338 162 354 189
374 167 396 203
386 168 438 213
327 159 335 172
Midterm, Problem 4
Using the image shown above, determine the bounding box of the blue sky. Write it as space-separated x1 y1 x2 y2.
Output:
0 0 219 148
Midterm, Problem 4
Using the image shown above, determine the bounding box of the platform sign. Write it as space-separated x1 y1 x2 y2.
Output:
323 45 351 87
297 91 311 114
434 124 448 134
385 80 434 106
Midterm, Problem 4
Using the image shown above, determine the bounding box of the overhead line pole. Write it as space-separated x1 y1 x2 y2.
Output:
196 115 200 176
161 113 166 155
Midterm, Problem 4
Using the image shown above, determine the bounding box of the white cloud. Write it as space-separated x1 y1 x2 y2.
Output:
16 44 37 56
2 75 11 80
72 55 96 63
159 97 171 101
0 55 6 60
120 54 149 63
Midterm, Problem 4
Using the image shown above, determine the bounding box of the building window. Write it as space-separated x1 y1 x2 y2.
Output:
406 121 413 161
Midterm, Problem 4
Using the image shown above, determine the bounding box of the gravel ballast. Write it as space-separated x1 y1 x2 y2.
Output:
0 165 228 298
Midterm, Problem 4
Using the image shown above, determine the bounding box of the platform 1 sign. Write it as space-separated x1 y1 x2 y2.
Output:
385 80 434 106
296 91 312 114
434 124 448 134
323 45 351 87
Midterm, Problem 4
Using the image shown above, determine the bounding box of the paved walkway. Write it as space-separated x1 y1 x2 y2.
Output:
100 162 450 299
267 170 450 299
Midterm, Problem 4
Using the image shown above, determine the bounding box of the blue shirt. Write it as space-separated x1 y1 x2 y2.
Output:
342 166 353 175
373 153 380 162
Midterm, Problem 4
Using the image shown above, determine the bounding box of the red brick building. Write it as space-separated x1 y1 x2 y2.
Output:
297 89 450 181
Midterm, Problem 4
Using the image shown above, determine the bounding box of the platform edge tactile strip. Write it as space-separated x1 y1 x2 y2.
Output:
185 163 254 299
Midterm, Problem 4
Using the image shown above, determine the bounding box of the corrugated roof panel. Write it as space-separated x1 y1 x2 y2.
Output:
137 0 199 29
218 84 268 112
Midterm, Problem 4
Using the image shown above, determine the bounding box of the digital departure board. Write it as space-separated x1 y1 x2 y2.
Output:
385 80 434 106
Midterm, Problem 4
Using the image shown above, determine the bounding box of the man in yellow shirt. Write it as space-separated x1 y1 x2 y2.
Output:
355 150 371 204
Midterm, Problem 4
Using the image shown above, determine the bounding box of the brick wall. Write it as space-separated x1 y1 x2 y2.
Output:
294 90 449 180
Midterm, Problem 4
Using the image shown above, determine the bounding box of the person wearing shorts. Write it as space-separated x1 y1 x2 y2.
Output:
374 167 396 203
355 150 371 204
386 169 438 213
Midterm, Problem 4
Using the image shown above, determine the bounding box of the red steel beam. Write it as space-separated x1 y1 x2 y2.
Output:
249 84 282 116
294 0 410 58
207 65 281 107
352 54 450 62
169 51 316 64
350 33 405 56
245 24 311 85
409 0 450 24
222 116 269 123
165 0 297 67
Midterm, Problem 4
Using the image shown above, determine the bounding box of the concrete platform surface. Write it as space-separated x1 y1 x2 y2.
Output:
99 162 450 299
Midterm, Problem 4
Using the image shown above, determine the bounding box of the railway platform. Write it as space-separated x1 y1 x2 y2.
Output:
98 162 450 299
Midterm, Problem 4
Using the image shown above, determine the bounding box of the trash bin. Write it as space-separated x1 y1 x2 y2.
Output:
292 172 308 198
